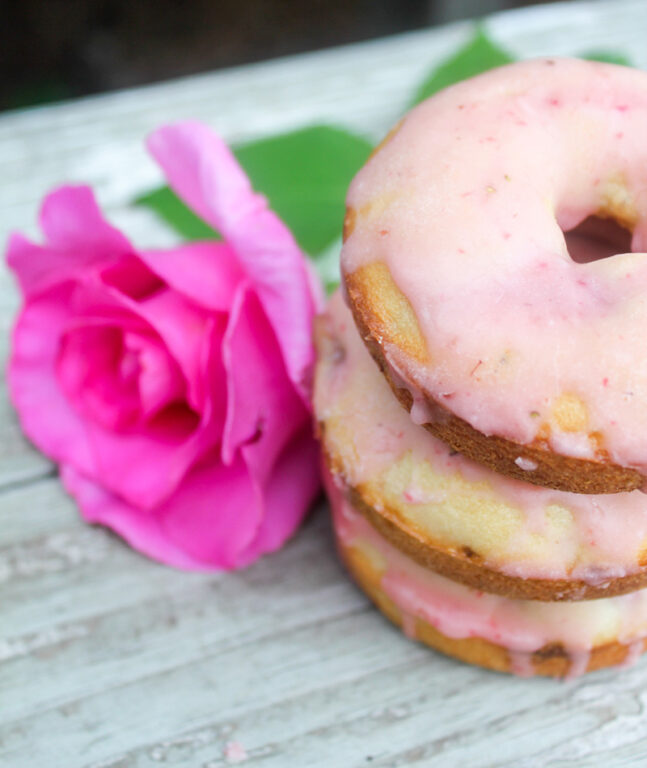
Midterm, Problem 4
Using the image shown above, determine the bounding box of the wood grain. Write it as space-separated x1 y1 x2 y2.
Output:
2 2 647 766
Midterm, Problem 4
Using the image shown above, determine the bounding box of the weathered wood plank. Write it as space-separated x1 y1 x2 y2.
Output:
0 610 405 766
1 509 371 724
0 475 69 550
1 500 327 637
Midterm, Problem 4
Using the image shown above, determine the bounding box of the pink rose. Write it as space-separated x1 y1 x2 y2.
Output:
7 121 322 570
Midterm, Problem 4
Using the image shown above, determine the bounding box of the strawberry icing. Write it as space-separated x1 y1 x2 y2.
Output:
328 473 647 677
341 58 647 473
315 292 647 582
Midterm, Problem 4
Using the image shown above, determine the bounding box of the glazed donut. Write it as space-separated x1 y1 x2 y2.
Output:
341 58 647 494
328 471 647 678
314 292 647 601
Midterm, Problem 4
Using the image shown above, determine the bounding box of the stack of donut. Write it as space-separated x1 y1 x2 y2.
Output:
314 58 647 677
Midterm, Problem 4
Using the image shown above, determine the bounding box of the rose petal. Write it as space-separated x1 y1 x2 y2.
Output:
61 453 260 570
139 242 244 311
101 254 165 301
74 320 223 510
159 454 262 568
74 281 229 505
124 332 185 418
10 287 222 510
147 121 319 401
7 186 132 299
9 284 98 477
130 289 214 412
57 323 141 430
61 423 320 571
82 275 219 415
60 464 208 570
236 424 321 567
222 283 309 486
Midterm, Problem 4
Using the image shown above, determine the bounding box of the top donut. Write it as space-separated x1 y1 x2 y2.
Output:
341 58 647 494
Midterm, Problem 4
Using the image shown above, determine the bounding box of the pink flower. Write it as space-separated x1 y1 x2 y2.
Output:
6 121 322 570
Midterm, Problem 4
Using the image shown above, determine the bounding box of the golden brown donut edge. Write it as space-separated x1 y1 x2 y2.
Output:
321 448 647 602
340 539 647 677
343 262 644 495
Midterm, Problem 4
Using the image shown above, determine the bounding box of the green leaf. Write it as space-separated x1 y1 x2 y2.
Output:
410 26 514 107
135 125 373 257
233 125 372 255
134 187 219 241
580 51 633 67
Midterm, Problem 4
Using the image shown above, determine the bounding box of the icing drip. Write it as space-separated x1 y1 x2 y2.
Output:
410 394 435 426
565 650 591 680
327 473 647 677
315 292 647 583
508 650 535 678
400 611 418 640
548 431 596 460
620 640 644 668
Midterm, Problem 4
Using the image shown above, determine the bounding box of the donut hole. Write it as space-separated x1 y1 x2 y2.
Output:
564 215 633 264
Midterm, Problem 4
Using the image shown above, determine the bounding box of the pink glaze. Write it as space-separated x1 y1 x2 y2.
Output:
620 639 644 668
327 473 647 676
508 650 538 678
315 293 647 582
400 612 418 640
341 59 647 473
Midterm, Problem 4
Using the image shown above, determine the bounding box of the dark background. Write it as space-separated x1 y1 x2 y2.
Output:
3 0 552 112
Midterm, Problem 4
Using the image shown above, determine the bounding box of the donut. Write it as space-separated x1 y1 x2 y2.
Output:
314 292 647 601
328 470 647 678
340 58 647 494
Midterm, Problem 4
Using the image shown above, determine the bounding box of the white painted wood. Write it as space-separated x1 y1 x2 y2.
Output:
2 2 647 766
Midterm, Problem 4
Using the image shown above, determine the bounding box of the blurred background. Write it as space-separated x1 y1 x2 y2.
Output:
3 0 556 112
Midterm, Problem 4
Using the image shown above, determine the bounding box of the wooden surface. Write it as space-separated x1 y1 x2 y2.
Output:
3 1 647 765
